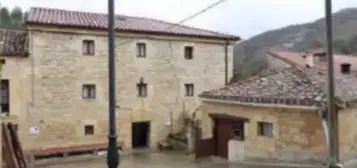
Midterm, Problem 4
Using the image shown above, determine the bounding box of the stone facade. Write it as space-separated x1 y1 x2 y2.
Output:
0 26 235 152
199 100 357 162
338 108 357 161
199 101 326 162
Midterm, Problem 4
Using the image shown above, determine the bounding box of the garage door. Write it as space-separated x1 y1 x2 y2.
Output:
214 118 231 159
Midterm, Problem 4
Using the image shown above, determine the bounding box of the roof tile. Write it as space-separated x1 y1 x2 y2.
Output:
27 7 240 40
200 67 357 108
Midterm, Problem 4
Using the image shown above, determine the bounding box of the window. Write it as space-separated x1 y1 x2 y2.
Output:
84 125 94 135
82 84 96 100
82 40 95 55
184 46 193 60
232 121 244 141
257 122 273 137
0 59 5 65
1 80 9 115
137 83 147 97
185 84 194 97
137 43 146 57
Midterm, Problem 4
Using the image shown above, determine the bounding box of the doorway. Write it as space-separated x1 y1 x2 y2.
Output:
132 121 150 148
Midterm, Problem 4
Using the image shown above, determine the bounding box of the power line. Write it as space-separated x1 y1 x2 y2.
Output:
77 0 88 11
174 0 229 26
118 0 229 45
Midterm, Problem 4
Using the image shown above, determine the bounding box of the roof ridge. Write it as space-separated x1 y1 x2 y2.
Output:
30 7 108 17
28 7 238 38
230 67 294 86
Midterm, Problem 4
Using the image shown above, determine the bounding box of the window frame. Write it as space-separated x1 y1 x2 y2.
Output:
0 79 10 114
137 83 148 97
84 125 94 135
82 84 96 100
257 121 273 138
185 83 194 97
184 46 194 60
231 121 245 141
136 43 147 58
82 40 95 55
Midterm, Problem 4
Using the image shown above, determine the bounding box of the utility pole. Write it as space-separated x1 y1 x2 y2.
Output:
325 0 341 168
107 0 119 167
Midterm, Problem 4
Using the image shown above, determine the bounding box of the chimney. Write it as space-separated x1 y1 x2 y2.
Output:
340 63 351 74
305 54 314 68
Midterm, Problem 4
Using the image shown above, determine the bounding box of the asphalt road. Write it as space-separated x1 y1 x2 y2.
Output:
37 152 325 168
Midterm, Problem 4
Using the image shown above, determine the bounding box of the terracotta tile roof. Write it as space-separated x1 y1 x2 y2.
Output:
269 50 357 75
307 48 326 54
26 7 240 41
0 29 29 57
199 67 357 108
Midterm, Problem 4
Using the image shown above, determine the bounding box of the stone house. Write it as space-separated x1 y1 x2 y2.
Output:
0 7 240 157
195 50 357 163
267 50 357 75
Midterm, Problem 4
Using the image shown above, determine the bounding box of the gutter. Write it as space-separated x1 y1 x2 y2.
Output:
200 98 319 110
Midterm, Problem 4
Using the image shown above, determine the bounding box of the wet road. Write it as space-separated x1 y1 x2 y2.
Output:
37 152 323 168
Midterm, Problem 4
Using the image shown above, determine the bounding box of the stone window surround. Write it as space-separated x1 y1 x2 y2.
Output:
137 77 147 97
0 79 10 115
82 39 95 55
184 46 194 60
136 42 146 58
185 83 194 97
84 125 94 135
257 121 274 138
135 39 149 58
82 84 96 100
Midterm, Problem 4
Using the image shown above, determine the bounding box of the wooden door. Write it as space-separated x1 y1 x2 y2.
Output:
214 119 231 159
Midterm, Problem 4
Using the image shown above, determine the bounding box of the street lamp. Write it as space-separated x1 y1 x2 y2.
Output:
107 0 119 167
325 0 341 168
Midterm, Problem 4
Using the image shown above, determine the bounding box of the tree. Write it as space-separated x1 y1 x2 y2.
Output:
23 11 29 27
10 6 23 29
0 5 27 29
0 7 11 29
333 39 351 54
348 34 357 53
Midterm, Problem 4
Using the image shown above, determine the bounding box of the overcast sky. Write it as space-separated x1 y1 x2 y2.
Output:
1 0 357 39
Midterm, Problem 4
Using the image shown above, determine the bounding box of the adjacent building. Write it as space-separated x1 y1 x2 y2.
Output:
195 49 357 163
0 7 240 156
267 49 357 74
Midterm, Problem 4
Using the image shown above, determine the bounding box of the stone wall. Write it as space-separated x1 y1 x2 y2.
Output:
338 108 357 161
200 101 327 162
266 53 292 72
5 26 235 151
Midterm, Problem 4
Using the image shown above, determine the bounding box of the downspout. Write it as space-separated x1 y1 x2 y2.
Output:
319 108 339 163
320 110 330 155
224 40 229 85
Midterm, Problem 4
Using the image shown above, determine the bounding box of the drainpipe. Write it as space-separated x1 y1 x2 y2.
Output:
319 107 342 168
319 109 330 157
224 40 229 85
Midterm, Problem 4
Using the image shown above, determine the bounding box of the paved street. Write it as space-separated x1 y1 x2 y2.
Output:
38 152 225 168
36 152 324 168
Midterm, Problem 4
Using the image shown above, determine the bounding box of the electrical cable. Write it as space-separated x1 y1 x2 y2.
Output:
118 0 230 46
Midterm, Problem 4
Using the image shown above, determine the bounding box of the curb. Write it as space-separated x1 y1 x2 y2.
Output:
208 156 325 168
34 149 156 167
341 158 357 168
234 161 325 168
